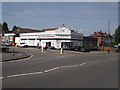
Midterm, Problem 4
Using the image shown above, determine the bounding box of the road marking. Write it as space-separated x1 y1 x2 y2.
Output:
7 71 43 78
79 63 86 65
44 67 60 73
0 77 3 79
61 65 79 68
0 62 4 64
61 63 86 68
5 63 88 79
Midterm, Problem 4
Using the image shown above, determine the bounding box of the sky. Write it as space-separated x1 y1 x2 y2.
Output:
1 0 120 2
2 2 119 36
0 1 1 24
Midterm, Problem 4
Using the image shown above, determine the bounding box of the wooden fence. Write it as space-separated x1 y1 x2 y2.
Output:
98 46 116 52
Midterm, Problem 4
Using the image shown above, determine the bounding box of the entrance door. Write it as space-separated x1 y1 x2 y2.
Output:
61 42 73 49
46 42 51 47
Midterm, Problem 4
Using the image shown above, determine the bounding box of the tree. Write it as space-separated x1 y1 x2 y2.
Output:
114 26 120 44
2 22 9 33
112 34 115 38
12 26 18 32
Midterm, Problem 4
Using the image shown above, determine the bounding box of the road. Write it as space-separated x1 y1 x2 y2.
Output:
2 47 118 88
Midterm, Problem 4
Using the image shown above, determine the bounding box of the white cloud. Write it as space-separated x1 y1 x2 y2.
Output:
79 29 85 32
13 10 36 19
24 10 35 16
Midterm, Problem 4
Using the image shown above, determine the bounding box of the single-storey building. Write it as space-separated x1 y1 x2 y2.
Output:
15 25 83 49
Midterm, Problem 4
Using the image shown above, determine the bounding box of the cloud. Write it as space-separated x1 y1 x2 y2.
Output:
78 29 85 34
24 10 35 16
78 29 90 36
13 9 36 19
79 29 85 32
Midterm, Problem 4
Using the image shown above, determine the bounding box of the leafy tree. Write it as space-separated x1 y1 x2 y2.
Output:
112 34 115 38
12 25 18 32
2 22 9 32
114 26 120 44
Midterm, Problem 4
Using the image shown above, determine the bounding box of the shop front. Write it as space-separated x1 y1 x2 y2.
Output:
15 25 83 49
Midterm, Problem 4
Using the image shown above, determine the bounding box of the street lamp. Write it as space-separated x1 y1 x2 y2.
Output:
108 19 118 35
107 19 118 53
108 20 110 45
107 20 111 53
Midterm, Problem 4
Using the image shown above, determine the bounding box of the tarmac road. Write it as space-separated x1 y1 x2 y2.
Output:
2 47 118 88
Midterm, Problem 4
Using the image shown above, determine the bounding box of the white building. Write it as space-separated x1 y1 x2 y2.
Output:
2 33 16 44
15 25 83 49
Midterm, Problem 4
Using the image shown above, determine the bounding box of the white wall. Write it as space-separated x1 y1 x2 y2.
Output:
15 26 83 48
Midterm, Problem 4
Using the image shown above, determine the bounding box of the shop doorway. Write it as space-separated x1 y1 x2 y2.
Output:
46 42 51 48
61 42 73 49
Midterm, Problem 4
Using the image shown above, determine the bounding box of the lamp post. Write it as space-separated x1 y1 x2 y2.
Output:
107 19 118 53
107 20 110 53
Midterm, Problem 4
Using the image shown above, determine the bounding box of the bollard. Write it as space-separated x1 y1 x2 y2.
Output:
107 47 110 53
60 48 63 54
41 46 44 52
12 50 14 56
108 49 110 53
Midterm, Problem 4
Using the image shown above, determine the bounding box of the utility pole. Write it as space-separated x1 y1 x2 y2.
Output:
107 19 118 53
108 20 110 35
108 20 110 44
107 20 110 53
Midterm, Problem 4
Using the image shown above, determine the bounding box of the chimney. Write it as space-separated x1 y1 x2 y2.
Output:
100 30 102 33
61 24 65 27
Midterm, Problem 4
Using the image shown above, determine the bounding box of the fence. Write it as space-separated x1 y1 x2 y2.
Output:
98 46 116 52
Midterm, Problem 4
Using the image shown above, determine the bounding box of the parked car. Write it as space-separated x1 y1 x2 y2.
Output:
74 46 81 51
50 46 55 49
0 45 9 52
17 43 28 47
80 47 90 52
2 42 12 46
116 46 120 53
114 44 120 53
73 46 90 52
12 43 16 46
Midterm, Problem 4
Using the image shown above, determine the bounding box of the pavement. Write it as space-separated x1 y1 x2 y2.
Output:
48 49 116 55
90 50 115 54
2 47 31 62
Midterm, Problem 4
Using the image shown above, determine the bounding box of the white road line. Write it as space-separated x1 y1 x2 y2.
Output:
61 65 79 68
5 63 88 79
79 63 86 65
7 71 43 78
44 67 60 73
61 63 86 68
0 77 3 79
0 62 4 64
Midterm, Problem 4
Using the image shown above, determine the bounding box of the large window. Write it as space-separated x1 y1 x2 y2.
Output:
9 36 13 41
